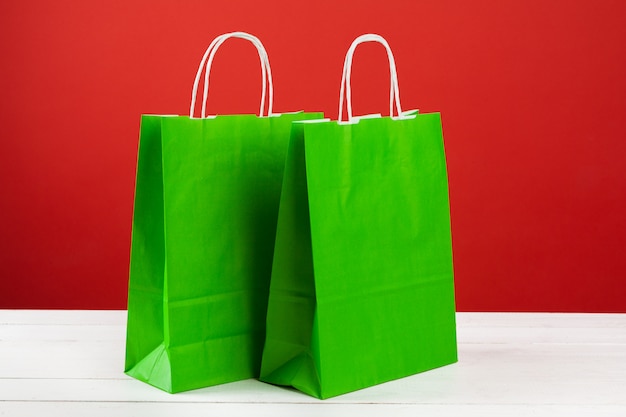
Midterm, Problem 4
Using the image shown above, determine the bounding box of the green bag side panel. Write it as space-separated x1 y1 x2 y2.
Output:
303 113 457 399
125 343 172 393
259 123 322 399
125 115 167 375
126 112 323 393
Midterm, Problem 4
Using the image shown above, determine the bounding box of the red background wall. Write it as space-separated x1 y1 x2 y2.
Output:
1 1 625 311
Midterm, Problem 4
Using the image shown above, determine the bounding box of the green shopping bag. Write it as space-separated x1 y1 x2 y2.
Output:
259 34 457 399
124 32 323 393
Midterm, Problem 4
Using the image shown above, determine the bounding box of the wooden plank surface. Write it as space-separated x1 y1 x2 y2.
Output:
1 311 625 416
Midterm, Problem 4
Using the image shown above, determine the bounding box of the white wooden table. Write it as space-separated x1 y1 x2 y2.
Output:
1 311 625 416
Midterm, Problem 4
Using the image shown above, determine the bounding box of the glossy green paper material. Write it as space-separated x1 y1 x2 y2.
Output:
260 113 457 399
125 112 323 393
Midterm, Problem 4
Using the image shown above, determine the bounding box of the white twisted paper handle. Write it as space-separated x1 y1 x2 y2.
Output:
190 31 274 118
339 34 402 122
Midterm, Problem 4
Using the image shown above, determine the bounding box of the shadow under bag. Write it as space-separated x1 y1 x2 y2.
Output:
260 34 458 399
125 32 323 393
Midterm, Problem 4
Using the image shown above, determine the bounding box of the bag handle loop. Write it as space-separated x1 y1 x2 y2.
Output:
339 34 402 122
190 32 273 118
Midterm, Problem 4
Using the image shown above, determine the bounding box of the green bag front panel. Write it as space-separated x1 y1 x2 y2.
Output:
304 114 457 398
125 112 323 393
260 113 457 399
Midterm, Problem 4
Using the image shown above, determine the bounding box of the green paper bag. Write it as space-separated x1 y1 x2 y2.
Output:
259 34 457 399
124 32 323 393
